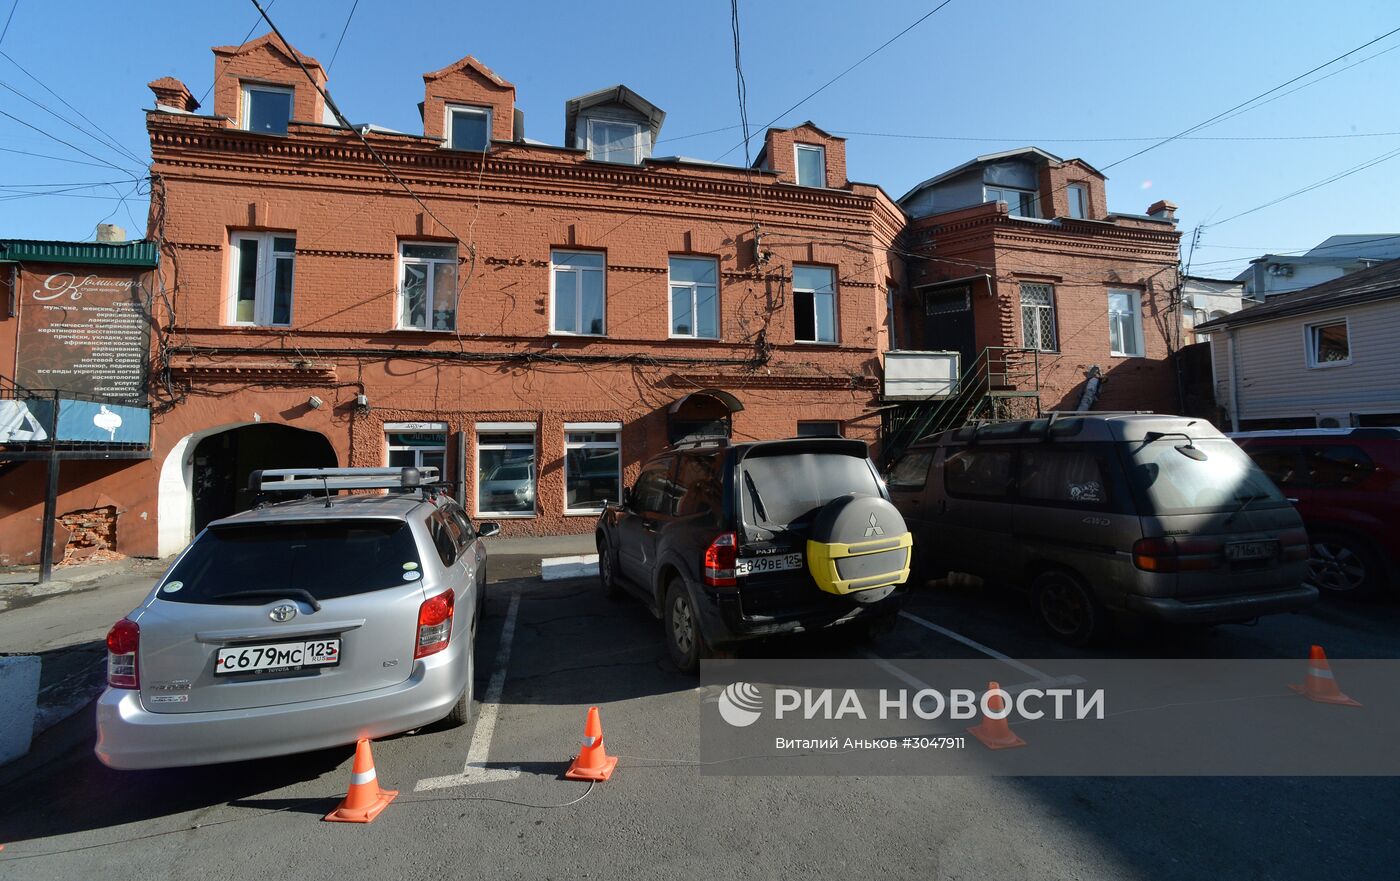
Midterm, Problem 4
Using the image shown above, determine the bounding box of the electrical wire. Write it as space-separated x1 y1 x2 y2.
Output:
326 0 359 74
0 0 17 46
0 145 119 168
0 107 145 179
1205 144 1400 228
711 0 957 164
0 51 148 168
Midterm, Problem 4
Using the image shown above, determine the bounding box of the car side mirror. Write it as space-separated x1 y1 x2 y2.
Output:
477 521 501 538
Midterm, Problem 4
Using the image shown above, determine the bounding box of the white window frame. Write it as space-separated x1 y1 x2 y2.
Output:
397 241 458 331
445 103 492 152
240 83 293 133
985 185 1039 218
793 264 838 344
1067 184 1088 219
228 232 295 327
476 423 537 518
586 118 642 165
794 143 826 187
550 250 607 336
384 422 449 471
1107 288 1145 357
668 256 720 339
1019 283 1058 352
1304 317 1353 369
563 422 622 516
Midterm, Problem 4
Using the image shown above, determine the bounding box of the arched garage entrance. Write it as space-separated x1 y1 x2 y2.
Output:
158 422 336 556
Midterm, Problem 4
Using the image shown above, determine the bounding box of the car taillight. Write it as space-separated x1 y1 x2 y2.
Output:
1132 536 1223 573
106 618 139 689
703 532 738 587
415 591 455 659
1280 529 1311 561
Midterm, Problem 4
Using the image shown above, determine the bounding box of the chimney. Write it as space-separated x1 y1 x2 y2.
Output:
96 224 125 243
1146 199 1178 222
147 77 200 113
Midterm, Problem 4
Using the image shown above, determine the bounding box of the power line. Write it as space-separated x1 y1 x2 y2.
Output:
1 49 147 167
0 0 18 46
1205 147 1400 228
711 0 957 163
326 0 359 73
0 73 146 169
1101 24 1400 174
0 145 119 168
0 107 145 178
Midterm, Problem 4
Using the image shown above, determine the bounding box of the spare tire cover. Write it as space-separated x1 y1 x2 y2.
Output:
808 494 910 602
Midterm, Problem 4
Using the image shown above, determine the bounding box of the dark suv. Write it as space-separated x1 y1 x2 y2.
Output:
595 438 912 672
1232 428 1400 597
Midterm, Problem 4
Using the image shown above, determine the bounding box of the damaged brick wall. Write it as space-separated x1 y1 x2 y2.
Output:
58 506 118 564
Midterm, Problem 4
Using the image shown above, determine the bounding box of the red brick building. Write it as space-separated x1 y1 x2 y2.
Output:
3 33 906 560
893 147 1183 426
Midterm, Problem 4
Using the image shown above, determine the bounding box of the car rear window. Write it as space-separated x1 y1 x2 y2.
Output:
157 520 423 604
740 453 881 528
1126 438 1286 515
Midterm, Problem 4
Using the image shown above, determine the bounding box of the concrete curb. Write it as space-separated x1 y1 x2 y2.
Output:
0 655 41 765
540 554 599 581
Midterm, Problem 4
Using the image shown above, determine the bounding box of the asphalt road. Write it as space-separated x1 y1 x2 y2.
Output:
2 557 1398 880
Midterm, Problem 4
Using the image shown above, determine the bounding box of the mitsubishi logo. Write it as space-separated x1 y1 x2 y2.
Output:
864 513 885 537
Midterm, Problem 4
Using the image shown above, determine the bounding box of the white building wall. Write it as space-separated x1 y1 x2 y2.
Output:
1218 298 1400 426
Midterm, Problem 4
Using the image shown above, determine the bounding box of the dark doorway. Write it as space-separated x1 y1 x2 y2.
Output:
667 389 742 446
192 424 337 532
922 285 976 368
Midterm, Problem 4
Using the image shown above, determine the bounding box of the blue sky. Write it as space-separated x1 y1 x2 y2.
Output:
2 0 1398 278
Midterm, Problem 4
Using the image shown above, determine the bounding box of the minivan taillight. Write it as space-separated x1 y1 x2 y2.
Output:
106 618 139 689
415 591 454 659
703 532 738 587
1132 537 1223 573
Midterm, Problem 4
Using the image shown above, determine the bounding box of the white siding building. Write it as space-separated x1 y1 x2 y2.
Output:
1199 260 1400 431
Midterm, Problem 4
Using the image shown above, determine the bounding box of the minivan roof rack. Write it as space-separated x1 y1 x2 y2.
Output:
668 437 731 450
250 466 439 494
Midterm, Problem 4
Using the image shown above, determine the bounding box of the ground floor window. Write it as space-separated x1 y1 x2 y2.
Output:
477 424 536 516
797 420 842 437
386 422 447 475
564 423 621 514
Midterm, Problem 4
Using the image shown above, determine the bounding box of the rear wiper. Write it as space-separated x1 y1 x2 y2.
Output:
1224 494 1264 525
208 588 322 612
743 471 769 523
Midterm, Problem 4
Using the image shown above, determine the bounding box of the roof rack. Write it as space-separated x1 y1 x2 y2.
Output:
249 466 439 493
668 437 731 450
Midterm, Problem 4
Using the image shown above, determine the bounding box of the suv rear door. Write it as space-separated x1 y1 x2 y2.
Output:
135 517 430 714
617 456 676 585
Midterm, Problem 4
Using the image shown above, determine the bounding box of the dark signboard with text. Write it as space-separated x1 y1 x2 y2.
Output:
13 265 151 406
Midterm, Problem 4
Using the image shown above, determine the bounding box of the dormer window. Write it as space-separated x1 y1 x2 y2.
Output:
795 144 826 187
587 119 641 164
1067 184 1088 219
985 185 1038 218
241 83 292 134
447 105 491 152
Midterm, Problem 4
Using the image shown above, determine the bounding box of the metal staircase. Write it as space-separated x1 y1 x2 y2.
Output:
881 346 1042 468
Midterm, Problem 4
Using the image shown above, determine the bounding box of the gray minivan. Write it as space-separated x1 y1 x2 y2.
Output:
886 414 1317 644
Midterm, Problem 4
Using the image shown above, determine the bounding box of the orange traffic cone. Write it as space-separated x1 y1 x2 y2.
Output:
966 681 1027 750
1288 645 1362 707
324 739 398 823
565 706 618 781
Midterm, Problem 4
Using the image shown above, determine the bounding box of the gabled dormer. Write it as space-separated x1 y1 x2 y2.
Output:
752 122 847 189
211 32 326 134
421 55 518 150
564 85 665 165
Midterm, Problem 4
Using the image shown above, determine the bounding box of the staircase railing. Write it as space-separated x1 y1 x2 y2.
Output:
881 347 1042 467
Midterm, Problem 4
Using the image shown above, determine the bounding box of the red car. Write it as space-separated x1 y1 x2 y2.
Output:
1232 428 1400 598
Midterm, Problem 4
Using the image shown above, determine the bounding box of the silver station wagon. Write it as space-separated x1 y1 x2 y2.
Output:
95 468 498 770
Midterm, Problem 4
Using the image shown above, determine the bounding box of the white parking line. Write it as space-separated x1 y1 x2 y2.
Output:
868 652 1083 694
897 610 1056 682
414 593 523 791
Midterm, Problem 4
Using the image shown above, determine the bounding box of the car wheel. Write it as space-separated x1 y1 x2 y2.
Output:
664 578 707 674
1033 569 1108 647
443 639 475 727
598 538 623 599
1306 533 1387 598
